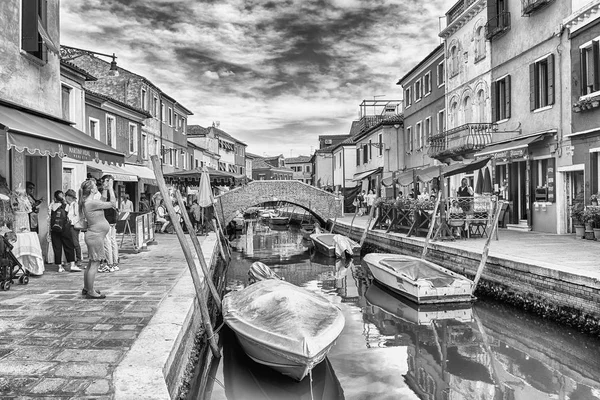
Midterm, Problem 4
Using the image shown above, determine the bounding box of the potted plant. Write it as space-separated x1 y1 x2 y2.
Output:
591 193 599 206
585 206 600 240
570 203 586 239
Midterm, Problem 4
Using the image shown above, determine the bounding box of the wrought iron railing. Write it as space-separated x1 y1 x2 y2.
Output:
485 11 511 40
446 0 477 25
427 123 495 160
521 0 554 16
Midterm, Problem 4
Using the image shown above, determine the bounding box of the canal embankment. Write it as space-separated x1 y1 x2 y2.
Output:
0 232 222 399
332 216 600 335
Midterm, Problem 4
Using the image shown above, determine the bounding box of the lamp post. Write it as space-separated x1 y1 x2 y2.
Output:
60 45 119 77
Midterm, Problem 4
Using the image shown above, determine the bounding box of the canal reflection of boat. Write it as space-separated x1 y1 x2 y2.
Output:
269 216 289 225
362 253 474 304
222 326 345 400
365 282 473 326
222 279 345 381
362 280 494 399
310 233 361 258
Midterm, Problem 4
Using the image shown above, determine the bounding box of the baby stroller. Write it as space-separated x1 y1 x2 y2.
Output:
0 232 29 291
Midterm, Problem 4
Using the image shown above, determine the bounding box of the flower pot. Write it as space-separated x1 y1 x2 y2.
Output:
594 228 600 240
574 224 586 238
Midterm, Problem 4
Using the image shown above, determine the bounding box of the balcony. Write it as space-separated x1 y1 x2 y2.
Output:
521 0 554 16
428 123 495 162
446 0 477 25
485 11 511 40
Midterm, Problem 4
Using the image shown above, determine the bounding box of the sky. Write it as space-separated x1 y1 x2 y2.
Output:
61 0 456 158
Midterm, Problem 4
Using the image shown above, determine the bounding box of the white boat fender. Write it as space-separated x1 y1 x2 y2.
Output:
333 234 354 258
248 261 282 284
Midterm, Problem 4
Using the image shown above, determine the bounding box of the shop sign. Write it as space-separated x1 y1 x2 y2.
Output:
491 148 526 159
65 145 95 161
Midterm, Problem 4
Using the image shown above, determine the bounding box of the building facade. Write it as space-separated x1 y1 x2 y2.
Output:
398 44 446 194
285 156 313 184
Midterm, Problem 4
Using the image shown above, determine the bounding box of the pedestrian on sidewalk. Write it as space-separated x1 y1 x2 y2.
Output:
100 175 119 272
190 200 201 232
50 190 77 272
79 178 116 299
65 189 83 271
366 190 376 214
156 200 172 233
119 193 133 214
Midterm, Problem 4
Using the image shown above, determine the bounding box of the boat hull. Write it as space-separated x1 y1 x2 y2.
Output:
363 253 474 304
269 217 289 225
310 233 361 258
223 279 345 381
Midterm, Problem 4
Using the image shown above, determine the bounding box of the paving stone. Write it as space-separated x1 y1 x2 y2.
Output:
66 330 103 339
0 360 56 375
28 329 69 338
84 378 110 395
93 339 134 348
17 337 58 347
55 338 98 348
0 377 39 394
116 324 138 331
0 348 14 358
98 330 138 339
102 317 144 325
55 349 123 363
92 324 113 331
4 346 59 361
29 378 68 393
52 362 111 378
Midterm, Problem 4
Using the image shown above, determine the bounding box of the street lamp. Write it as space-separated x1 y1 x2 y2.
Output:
60 45 119 77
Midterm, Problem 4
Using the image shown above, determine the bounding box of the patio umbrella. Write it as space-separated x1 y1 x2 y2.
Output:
198 166 213 207
475 169 484 195
483 168 493 193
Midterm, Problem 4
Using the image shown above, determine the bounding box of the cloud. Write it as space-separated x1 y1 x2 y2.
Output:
61 0 456 157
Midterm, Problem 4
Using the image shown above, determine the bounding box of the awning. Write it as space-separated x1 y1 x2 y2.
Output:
395 169 416 186
390 159 491 186
474 134 545 158
1 104 124 165
442 157 491 177
164 167 243 181
352 167 382 182
124 163 156 185
88 163 137 182
416 166 440 183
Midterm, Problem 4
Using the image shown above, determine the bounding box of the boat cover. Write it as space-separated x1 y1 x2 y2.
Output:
248 261 281 284
333 234 355 257
380 258 456 287
223 280 345 359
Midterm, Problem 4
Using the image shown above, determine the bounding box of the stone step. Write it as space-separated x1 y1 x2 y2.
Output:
506 223 532 231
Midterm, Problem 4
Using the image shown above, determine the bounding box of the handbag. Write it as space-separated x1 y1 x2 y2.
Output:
74 217 88 231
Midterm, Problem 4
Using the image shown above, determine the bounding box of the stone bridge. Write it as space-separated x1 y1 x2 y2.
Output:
216 180 343 225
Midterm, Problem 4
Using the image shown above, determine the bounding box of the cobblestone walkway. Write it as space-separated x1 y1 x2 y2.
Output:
0 235 189 399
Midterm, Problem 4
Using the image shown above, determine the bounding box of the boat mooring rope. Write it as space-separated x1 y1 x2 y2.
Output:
207 321 226 341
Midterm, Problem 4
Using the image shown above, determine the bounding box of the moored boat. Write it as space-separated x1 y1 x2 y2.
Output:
310 233 361 258
268 216 289 225
222 279 345 381
362 253 474 304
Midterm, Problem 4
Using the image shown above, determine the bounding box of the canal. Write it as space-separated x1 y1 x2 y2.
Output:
203 221 600 400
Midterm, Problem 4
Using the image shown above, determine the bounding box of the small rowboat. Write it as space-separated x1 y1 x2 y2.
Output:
362 253 474 304
310 233 361 258
222 278 345 381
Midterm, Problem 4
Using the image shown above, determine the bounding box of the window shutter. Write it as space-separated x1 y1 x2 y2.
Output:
22 0 39 52
581 48 588 96
491 80 497 122
529 63 536 111
593 41 600 92
505 75 511 119
547 54 555 106
487 0 498 31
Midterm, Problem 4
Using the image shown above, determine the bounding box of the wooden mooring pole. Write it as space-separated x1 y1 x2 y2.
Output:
471 199 504 293
151 156 220 358
212 220 228 261
174 190 221 311
359 183 381 247
421 191 442 259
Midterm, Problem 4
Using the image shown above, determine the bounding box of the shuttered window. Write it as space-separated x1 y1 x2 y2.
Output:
491 75 511 122
21 0 51 62
529 54 555 111
581 40 600 96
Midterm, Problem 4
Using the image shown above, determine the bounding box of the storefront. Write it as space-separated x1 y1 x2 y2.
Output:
1 103 124 260
475 132 558 233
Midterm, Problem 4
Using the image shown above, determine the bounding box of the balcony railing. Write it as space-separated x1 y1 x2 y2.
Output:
446 0 476 25
521 0 554 16
428 123 495 161
358 115 384 132
485 11 511 40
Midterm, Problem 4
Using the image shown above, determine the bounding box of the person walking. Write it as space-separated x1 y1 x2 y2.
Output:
49 190 77 272
79 178 116 299
65 189 83 270
366 190 376 214
100 175 119 272
190 200 201 233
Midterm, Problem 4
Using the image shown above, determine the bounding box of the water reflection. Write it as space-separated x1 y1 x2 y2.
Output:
221 327 344 400
208 224 600 400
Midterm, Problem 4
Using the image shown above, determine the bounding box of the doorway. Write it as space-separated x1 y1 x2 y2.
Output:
566 170 585 233
507 161 528 224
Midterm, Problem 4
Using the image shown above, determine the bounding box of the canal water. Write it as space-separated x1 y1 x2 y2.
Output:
204 221 600 400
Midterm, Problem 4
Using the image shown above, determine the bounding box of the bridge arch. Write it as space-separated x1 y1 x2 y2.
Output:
216 180 343 225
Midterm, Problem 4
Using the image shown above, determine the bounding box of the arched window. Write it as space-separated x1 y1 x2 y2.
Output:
450 46 459 77
463 96 472 124
477 89 486 121
475 26 485 60
450 101 458 127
